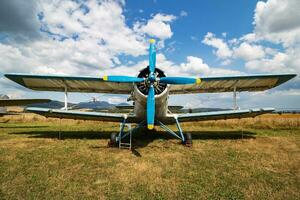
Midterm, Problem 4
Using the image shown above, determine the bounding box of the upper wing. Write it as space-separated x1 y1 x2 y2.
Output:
5 73 133 94
26 107 138 123
176 108 274 122
169 74 296 94
0 99 50 107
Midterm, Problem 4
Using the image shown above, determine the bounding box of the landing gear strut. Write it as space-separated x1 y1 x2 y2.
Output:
156 116 192 147
108 117 192 148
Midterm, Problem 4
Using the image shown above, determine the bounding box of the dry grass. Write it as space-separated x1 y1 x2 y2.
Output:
0 113 299 199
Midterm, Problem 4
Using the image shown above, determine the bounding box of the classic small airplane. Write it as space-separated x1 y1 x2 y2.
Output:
4 39 296 147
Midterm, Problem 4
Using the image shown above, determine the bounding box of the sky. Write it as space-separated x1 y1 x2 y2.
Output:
0 0 299 109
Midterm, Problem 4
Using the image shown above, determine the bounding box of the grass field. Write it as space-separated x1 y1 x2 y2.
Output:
0 114 299 199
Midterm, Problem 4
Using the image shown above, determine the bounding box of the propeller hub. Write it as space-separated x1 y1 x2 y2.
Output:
148 72 156 83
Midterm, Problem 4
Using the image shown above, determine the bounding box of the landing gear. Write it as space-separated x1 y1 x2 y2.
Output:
108 132 117 147
107 117 192 148
156 117 192 147
107 119 145 149
184 133 192 147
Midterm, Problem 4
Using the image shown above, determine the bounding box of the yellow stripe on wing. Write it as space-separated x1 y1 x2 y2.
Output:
103 75 108 81
196 78 201 84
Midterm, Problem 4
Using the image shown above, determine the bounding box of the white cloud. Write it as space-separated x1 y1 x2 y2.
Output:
202 32 232 60
0 0 153 77
107 96 126 104
245 52 288 72
134 13 176 40
41 0 147 56
0 0 41 42
179 56 210 75
220 59 232 66
233 42 265 61
201 0 300 77
240 33 257 43
159 54 241 77
254 0 300 47
180 10 188 17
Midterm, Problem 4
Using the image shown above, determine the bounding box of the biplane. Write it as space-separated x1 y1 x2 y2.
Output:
4 39 296 146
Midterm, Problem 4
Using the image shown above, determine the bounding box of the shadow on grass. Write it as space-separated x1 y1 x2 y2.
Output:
0 125 49 129
10 128 256 157
10 128 256 145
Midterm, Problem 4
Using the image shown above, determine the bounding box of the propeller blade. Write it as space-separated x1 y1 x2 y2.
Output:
149 39 156 73
159 77 201 85
146 85 155 130
103 75 144 83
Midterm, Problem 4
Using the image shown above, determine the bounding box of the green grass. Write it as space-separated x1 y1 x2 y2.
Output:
0 115 299 199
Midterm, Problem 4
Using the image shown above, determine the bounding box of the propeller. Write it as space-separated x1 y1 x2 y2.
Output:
146 39 156 129
159 77 201 85
102 39 201 129
149 39 156 74
103 75 144 83
147 85 155 129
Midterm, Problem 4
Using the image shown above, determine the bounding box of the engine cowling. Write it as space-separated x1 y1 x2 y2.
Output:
133 67 169 119
136 67 168 95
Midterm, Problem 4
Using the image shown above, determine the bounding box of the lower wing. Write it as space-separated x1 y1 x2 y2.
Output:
0 99 50 107
26 107 138 123
175 108 274 122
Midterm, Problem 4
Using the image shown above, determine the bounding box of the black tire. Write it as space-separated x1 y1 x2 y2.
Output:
108 132 118 147
184 133 192 147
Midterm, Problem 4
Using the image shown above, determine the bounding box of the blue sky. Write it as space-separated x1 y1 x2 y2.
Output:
124 0 258 65
0 0 299 109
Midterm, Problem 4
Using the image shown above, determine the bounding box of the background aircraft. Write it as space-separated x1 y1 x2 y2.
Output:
0 98 50 117
5 39 296 147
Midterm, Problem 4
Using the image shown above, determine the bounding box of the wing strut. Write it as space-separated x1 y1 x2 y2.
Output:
64 85 68 110
233 85 238 110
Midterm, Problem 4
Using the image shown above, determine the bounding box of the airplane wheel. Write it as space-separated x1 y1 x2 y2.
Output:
184 133 192 147
108 132 117 147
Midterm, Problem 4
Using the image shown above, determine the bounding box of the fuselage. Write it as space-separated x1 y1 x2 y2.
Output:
133 83 169 120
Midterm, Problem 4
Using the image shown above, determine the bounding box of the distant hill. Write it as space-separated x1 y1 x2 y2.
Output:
26 100 130 110
0 94 9 113
28 100 75 109
27 100 231 113
0 94 9 100
72 101 114 110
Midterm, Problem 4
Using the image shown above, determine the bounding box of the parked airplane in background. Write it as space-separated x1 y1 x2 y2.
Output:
4 39 296 147
0 99 50 117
